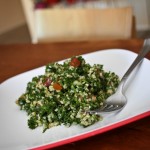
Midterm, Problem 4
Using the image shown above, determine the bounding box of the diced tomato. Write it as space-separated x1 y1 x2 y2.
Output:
53 83 63 90
70 57 81 67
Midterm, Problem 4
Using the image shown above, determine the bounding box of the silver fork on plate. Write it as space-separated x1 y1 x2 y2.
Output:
86 38 150 115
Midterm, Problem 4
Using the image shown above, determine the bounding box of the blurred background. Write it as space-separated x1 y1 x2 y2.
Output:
0 0 150 44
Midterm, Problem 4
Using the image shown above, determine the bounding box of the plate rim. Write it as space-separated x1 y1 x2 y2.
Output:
31 111 150 150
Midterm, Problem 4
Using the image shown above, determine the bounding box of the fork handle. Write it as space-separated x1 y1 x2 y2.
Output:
121 38 150 83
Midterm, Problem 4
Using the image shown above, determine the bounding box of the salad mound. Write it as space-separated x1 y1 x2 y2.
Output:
16 56 119 132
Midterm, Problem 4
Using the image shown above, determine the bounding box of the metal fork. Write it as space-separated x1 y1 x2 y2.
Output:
86 38 150 114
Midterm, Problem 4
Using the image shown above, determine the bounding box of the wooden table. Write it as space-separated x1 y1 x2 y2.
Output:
0 39 150 150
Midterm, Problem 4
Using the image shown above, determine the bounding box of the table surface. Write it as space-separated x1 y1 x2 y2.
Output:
0 39 150 150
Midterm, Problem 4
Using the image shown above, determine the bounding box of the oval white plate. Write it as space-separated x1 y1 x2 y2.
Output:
0 49 150 150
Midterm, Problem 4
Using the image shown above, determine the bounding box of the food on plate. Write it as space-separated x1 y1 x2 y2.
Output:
16 56 119 132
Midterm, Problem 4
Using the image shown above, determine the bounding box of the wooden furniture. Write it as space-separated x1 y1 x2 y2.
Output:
21 0 134 43
35 7 133 42
0 39 150 150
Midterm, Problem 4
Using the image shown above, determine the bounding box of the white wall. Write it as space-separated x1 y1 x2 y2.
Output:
127 0 150 30
0 0 26 35
146 0 150 27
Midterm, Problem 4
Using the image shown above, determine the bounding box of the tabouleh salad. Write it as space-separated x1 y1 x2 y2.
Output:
16 56 120 132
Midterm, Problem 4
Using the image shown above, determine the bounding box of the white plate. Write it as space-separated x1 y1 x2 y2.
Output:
0 49 150 150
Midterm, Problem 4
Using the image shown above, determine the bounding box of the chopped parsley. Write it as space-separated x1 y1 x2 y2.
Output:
16 56 119 132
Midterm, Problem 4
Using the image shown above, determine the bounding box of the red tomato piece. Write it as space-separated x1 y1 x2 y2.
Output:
53 83 63 90
70 57 81 67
